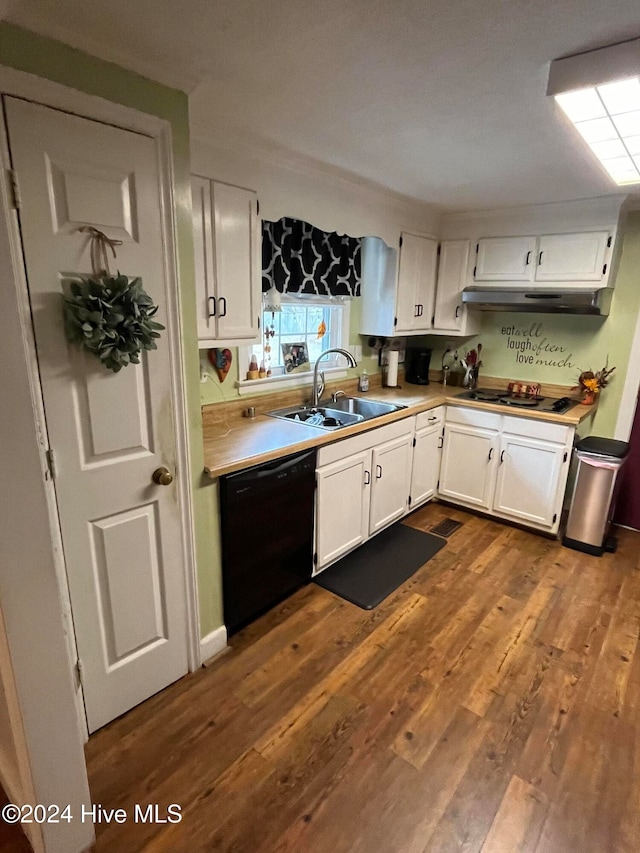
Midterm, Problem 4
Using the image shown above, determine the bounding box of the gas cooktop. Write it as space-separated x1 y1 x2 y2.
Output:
459 388 574 414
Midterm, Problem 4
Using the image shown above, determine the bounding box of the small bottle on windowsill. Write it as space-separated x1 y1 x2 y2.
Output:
358 369 369 392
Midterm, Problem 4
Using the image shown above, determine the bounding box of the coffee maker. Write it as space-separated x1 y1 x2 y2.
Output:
405 347 432 385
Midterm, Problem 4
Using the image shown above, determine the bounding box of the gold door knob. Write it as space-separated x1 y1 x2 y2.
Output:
152 466 174 486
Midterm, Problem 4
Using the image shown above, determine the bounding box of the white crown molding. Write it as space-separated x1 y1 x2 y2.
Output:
442 193 630 223
3 13 202 92
190 119 442 216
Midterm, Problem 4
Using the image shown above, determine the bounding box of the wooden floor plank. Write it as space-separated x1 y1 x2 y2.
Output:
480 774 548 853
83 506 640 853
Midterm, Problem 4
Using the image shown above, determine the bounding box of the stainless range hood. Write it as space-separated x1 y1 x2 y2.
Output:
462 286 612 316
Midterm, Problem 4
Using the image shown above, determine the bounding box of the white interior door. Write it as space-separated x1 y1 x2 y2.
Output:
4 96 189 733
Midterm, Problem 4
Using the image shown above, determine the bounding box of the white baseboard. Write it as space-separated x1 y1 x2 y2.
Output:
199 625 228 665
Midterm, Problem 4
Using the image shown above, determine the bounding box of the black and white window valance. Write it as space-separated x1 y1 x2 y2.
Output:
262 218 361 297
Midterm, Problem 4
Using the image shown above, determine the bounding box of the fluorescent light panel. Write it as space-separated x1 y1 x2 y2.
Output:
555 77 640 185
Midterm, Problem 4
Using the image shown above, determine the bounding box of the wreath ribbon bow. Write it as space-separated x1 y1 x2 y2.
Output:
77 226 123 276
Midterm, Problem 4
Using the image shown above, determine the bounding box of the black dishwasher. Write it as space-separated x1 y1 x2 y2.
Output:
220 449 316 635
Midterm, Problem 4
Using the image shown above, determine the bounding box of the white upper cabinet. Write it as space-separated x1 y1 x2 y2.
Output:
433 240 470 331
472 231 613 287
535 232 610 282
395 232 438 333
191 176 261 347
359 234 479 338
474 236 537 281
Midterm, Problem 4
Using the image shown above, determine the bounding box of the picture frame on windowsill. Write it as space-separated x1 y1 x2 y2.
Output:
281 341 310 374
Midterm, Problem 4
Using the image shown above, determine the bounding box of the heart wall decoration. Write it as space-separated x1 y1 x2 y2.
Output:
208 347 233 382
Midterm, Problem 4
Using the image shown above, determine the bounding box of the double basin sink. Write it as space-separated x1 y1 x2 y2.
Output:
267 396 407 431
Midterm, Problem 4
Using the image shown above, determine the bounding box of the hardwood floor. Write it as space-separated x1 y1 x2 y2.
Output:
86 504 640 852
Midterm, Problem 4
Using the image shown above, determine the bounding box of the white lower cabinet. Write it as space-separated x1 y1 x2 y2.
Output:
370 435 414 535
439 422 499 509
315 451 371 569
410 408 444 508
439 408 573 533
315 418 415 573
314 404 574 574
491 416 572 529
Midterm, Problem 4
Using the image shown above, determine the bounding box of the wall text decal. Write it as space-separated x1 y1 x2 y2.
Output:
500 322 576 370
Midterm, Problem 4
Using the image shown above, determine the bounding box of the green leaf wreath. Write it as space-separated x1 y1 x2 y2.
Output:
63 274 165 373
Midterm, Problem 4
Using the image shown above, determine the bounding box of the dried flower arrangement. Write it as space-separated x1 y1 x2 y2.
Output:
573 359 616 404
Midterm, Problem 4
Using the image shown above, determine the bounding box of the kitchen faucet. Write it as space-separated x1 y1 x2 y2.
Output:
311 348 357 407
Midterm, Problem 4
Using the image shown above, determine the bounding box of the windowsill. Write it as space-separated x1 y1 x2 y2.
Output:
235 367 348 396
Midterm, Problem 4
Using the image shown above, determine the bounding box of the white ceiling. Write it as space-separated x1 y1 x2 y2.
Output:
5 0 640 210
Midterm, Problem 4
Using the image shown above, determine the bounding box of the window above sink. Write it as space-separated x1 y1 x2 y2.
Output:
237 293 352 394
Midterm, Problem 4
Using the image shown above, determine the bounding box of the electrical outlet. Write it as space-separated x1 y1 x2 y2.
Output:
200 358 209 383
352 345 363 361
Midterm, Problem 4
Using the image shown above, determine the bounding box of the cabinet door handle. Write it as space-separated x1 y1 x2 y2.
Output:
364 470 371 485
500 449 505 463
538 251 543 265
455 305 460 318
414 304 419 317
376 465 383 479
428 416 437 422
437 436 443 449
208 296 216 317
418 304 423 317
488 447 494 461
219 296 227 317
525 250 531 265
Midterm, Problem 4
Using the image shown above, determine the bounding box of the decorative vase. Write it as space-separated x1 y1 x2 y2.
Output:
463 366 479 389
581 390 597 405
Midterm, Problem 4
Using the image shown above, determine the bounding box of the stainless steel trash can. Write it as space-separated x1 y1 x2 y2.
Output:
563 436 630 556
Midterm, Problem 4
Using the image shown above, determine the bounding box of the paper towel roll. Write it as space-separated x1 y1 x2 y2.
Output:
386 350 399 387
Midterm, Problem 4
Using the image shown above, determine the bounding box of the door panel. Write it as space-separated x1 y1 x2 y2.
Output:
439 424 498 507
535 232 609 282
5 96 189 732
47 156 138 240
474 236 536 282
74 349 153 461
370 435 413 534
493 435 566 527
395 233 437 332
191 176 216 341
434 240 469 331
411 426 441 507
90 504 167 662
315 451 370 569
212 181 260 340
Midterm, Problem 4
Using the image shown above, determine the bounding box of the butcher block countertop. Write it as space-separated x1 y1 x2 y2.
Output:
202 376 597 479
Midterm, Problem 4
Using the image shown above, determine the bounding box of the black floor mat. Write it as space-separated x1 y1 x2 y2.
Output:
430 518 463 538
314 523 446 610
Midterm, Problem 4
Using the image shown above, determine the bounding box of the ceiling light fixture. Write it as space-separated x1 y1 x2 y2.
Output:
548 37 640 185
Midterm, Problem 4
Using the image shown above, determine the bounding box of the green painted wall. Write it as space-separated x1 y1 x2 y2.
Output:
0 24 222 635
420 212 640 438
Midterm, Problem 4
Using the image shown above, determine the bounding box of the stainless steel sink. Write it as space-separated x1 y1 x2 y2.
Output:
320 396 407 419
266 404 365 431
267 396 406 430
